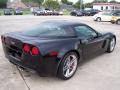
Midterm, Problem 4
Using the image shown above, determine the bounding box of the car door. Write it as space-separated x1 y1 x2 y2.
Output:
101 12 112 21
73 25 105 57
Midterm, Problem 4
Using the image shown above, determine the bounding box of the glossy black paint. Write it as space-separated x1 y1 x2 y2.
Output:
1 21 116 76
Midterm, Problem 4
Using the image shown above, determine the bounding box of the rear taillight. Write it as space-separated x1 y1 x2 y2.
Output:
23 44 40 56
23 44 30 53
31 47 39 56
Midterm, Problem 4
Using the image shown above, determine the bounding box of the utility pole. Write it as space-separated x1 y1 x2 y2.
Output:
80 0 82 10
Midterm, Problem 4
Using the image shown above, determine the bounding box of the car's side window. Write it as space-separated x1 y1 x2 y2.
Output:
102 12 111 16
74 25 97 38
113 13 120 16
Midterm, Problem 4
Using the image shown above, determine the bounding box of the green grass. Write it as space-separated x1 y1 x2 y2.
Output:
0 9 3 16
63 10 70 15
22 9 32 15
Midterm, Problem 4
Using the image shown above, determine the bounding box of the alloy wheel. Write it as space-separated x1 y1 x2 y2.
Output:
110 38 116 52
63 55 78 78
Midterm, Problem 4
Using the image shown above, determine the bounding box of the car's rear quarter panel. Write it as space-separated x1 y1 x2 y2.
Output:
2 33 82 76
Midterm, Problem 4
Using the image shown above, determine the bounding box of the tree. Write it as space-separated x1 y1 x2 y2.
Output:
61 0 67 4
43 0 60 9
0 0 7 8
109 0 118 3
61 0 73 5
73 0 83 9
93 0 108 3
21 0 44 8
67 2 73 5
21 0 32 2
33 0 44 8
84 3 93 8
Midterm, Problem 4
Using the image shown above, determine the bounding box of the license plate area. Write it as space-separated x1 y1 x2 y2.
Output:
7 45 22 60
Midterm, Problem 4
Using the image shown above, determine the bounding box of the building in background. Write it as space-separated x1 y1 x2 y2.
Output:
93 3 120 11
7 0 27 9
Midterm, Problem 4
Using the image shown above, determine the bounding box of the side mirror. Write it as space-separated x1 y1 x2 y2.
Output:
97 33 102 37
81 39 88 44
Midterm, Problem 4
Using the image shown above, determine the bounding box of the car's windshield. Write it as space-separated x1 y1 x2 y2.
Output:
21 24 74 37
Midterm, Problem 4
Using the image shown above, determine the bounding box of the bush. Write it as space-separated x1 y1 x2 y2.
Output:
0 9 3 15
0 0 7 8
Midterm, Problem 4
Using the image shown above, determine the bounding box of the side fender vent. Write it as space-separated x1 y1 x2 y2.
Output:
102 40 107 48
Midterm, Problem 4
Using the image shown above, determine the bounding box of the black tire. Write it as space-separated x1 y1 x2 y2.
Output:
111 21 115 24
58 52 78 80
107 37 116 53
96 17 101 22
116 19 120 25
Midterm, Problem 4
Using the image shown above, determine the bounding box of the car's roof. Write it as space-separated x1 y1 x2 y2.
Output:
42 20 85 27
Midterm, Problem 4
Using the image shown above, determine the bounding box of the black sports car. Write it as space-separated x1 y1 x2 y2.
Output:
1 21 116 80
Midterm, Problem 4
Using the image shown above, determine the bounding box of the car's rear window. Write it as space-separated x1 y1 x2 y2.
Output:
22 24 74 37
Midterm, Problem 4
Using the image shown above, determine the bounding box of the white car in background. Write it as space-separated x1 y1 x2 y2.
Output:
93 11 113 22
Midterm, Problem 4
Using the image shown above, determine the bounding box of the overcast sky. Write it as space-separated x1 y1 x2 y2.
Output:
67 0 120 3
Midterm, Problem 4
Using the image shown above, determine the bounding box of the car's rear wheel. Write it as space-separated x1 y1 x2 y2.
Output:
58 52 78 80
116 19 120 25
107 37 116 53
96 17 101 22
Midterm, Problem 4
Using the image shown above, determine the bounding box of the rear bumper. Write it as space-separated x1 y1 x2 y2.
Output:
2 43 60 76
4 13 12 15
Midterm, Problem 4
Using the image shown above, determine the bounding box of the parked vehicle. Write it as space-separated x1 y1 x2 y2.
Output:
33 9 45 16
84 9 100 16
52 10 59 15
58 11 63 15
111 13 120 25
14 9 23 15
32 8 38 15
70 9 99 16
93 11 113 22
70 10 85 16
33 8 62 16
4 9 13 15
1 20 116 80
44 8 53 15
43 9 63 15
93 11 120 22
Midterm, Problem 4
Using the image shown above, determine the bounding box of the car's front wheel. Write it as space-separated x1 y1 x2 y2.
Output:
96 17 101 22
116 19 120 25
58 52 78 80
107 37 116 53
